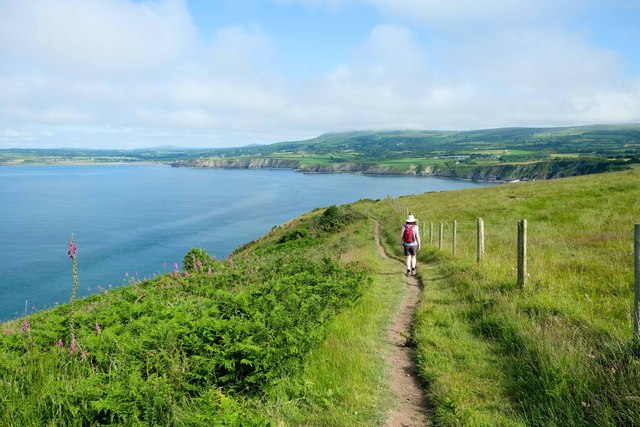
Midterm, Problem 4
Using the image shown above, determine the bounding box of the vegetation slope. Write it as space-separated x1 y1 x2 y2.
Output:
0 205 406 426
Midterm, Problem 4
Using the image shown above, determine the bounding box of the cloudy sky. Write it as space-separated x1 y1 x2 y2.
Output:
1 0 639 148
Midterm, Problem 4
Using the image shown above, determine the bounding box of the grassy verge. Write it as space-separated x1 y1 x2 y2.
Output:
374 169 640 425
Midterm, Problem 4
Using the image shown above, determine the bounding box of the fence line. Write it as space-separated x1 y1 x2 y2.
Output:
387 197 639 341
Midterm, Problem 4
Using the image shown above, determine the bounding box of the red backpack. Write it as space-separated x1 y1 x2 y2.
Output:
403 224 415 243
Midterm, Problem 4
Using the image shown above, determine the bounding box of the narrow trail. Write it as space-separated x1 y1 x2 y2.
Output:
374 220 432 427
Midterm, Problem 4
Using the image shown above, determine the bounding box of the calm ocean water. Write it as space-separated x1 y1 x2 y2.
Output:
0 164 492 321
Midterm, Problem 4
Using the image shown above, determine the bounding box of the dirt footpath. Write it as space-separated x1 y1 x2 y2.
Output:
374 220 432 427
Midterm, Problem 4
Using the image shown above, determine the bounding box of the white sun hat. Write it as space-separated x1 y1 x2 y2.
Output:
406 214 416 223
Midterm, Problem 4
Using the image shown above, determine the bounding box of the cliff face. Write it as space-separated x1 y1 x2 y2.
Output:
172 158 301 169
172 158 628 182
431 160 628 181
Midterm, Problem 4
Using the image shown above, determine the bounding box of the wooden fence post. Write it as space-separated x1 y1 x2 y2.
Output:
634 224 640 338
452 220 457 256
477 217 485 263
430 222 433 246
518 219 527 289
439 222 444 250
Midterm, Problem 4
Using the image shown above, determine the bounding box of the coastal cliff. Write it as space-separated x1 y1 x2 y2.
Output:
171 158 629 182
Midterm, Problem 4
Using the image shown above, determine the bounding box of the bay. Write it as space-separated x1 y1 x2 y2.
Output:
0 163 492 321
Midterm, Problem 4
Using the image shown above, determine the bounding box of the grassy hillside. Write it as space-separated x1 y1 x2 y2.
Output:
371 168 640 425
0 205 406 426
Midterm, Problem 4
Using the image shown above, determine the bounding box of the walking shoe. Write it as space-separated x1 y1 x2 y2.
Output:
405 270 411 277
411 268 416 276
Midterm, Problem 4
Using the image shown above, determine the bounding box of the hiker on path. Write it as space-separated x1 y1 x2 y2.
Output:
400 214 421 276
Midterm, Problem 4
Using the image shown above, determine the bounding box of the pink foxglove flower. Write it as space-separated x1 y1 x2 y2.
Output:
67 239 77 260
69 338 79 355
21 319 30 333
57 339 64 348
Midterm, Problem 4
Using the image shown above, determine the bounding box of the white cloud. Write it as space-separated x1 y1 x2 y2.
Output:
290 18 640 132
0 0 639 148
0 0 196 75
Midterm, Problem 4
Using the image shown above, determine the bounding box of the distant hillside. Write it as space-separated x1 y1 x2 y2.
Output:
252 124 640 157
3 124 640 181
172 124 640 181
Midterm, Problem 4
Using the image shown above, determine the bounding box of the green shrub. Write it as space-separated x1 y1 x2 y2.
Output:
277 227 308 243
183 247 211 272
315 205 365 233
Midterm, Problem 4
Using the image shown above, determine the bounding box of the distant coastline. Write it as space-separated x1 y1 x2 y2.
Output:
169 157 631 183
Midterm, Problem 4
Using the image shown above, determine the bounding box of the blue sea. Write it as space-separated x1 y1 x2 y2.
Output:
0 164 492 321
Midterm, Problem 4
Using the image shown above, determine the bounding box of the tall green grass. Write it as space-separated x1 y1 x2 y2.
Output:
375 169 640 425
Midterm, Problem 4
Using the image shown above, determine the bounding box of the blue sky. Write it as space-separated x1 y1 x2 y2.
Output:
1 0 639 149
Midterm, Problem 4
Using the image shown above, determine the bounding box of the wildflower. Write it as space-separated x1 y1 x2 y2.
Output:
80 350 89 361
95 321 101 334
21 319 30 333
57 339 64 348
211 256 216 262
125 272 129 278
184 271 189 278
97 285 102 292
3 328 10 335
243 252 248 259
228 257 234 267
173 263 179 274
69 338 79 355
68 234 80 342
207 267 212 276
67 238 77 260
